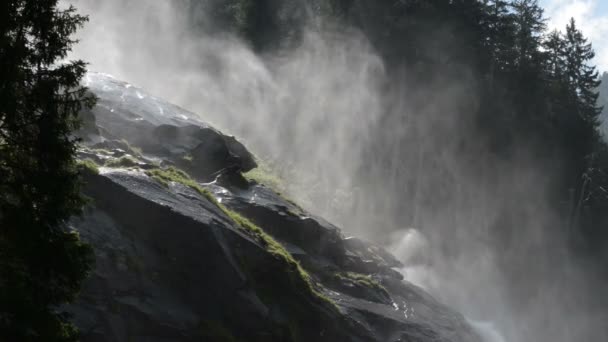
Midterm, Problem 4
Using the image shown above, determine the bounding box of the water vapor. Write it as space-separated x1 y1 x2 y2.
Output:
65 1 608 341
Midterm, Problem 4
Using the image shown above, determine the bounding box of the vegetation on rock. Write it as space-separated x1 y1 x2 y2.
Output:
145 166 336 309
104 155 140 168
243 161 286 193
78 159 101 175
336 272 388 294
147 167 206 192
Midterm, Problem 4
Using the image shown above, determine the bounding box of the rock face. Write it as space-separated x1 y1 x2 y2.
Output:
80 73 256 181
69 73 482 342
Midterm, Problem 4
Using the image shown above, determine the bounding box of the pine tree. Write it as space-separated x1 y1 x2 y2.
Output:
560 18 601 170
564 18 602 126
484 0 517 75
509 0 548 134
511 0 546 69
559 18 602 230
543 30 569 132
598 72 608 137
544 30 566 78
0 1 95 340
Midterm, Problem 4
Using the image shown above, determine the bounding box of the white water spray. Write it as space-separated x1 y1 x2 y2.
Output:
65 0 608 340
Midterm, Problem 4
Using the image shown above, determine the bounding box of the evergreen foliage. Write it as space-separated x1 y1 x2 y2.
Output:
0 1 96 340
598 72 608 136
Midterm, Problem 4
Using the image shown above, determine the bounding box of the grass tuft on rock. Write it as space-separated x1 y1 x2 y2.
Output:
337 272 388 293
77 159 100 175
244 164 305 214
243 162 285 193
146 167 206 193
105 155 139 168
145 166 337 309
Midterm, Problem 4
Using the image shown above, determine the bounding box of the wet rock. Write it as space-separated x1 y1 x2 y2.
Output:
70 170 371 342
320 269 393 305
79 73 256 180
208 183 478 341
77 146 156 170
343 237 404 269
70 73 483 342
213 183 347 262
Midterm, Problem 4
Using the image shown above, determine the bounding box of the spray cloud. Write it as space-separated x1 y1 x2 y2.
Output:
65 1 608 341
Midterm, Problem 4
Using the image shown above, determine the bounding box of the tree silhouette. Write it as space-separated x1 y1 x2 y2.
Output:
0 1 95 340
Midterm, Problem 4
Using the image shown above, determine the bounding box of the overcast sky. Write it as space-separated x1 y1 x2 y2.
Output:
541 0 608 72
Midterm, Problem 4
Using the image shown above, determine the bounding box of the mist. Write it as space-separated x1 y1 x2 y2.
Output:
65 0 608 341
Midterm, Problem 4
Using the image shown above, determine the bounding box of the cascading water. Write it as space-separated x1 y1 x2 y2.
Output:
64 0 608 340
388 228 507 342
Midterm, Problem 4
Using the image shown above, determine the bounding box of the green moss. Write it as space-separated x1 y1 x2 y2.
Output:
285 207 303 218
243 163 285 193
105 155 139 168
336 272 387 293
222 207 333 300
145 167 209 194
244 164 305 215
79 146 111 156
77 159 100 175
145 166 336 310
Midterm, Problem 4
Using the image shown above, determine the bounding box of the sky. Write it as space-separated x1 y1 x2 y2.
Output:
541 0 608 72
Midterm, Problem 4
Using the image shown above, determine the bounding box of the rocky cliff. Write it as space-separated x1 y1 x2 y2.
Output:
67 73 482 342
